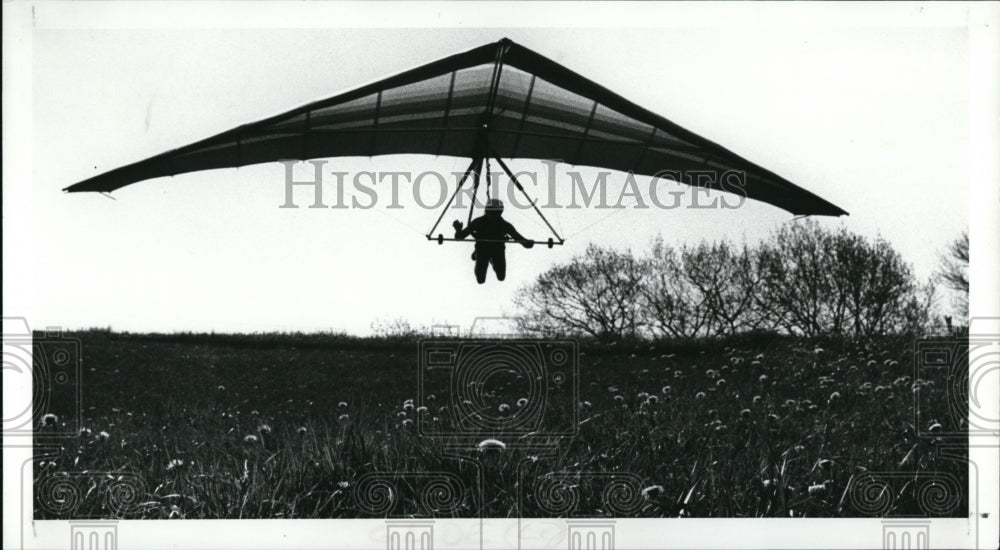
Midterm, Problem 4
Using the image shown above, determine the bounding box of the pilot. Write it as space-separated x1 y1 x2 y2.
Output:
452 199 533 284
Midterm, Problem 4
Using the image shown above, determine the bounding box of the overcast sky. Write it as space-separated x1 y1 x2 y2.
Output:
17 4 983 334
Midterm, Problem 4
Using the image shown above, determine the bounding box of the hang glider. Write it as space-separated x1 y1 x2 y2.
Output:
65 38 847 228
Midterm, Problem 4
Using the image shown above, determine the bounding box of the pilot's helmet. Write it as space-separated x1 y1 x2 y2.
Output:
485 199 504 213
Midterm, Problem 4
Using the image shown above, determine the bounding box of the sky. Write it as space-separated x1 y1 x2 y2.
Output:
19 6 977 335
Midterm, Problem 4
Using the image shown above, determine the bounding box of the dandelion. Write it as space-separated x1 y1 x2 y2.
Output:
297 427 307 435
695 392 706 400
517 398 529 408
166 459 185 471
257 424 272 434
338 414 350 422
243 434 258 443
477 438 506 451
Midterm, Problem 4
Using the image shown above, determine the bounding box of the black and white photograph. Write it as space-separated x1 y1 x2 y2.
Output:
4 2 998 549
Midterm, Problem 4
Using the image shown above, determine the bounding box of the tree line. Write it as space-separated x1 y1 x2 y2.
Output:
515 220 944 340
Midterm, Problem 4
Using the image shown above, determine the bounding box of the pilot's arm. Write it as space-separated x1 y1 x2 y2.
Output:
505 222 534 248
453 218 476 240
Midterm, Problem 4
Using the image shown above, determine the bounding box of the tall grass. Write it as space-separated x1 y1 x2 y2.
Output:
34 330 965 518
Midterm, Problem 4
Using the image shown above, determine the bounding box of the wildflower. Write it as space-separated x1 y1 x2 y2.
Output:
813 347 824 355
646 395 659 404
243 434 258 443
752 395 762 405
338 414 350 422
829 392 841 402
695 392 706 400
784 399 797 408
217 385 226 391
874 386 886 394
403 402 415 411
674 370 683 378
338 401 348 410
767 413 779 421
517 398 529 408
477 438 506 451
416 406 428 413
740 409 751 418
397 411 407 418
716 378 726 387
79 427 92 436
166 459 185 471
498 404 511 413
98 431 110 440
759 375 768 383
661 385 672 394
257 424 272 434
614 395 625 403
297 427 307 435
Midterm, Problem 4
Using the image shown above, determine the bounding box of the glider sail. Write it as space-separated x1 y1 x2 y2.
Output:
65 38 847 217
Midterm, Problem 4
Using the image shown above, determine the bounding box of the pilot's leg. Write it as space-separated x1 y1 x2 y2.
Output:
492 249 507 281
474 250 489 284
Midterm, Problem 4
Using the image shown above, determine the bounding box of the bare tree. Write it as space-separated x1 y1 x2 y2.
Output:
756 220 837 336
936 230 969 317
682 240 766 336
640 237 714 339
515 245 649 340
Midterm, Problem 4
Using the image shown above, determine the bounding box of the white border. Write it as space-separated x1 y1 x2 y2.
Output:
4 2 998 549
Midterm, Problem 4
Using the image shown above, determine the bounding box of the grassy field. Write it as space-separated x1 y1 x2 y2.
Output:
33 330 967 519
